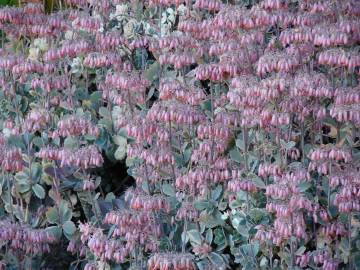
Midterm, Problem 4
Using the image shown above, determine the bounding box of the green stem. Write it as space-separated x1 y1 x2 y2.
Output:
159 6 162 38
336 123 341 143
127 89 134 116
210 84 215 166
24 203 29 223
243 127 249 171
327 162 332 211
348 213 352 270
301 122 305 163
89 190 100 224
290 214 295 269
168 119 176 182
144 164 152 195
246 192 250 213
182 217 188 253
6 173 15 222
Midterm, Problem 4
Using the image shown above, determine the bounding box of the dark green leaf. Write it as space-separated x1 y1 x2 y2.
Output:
59 200 72 223
32 136 44 147
45 226 62 240
63 220 76 237
200 210 224 228
205 229 213 244
214 228 226 247
297 181 312 192
194 200 212 211
252 176 266 189
144 62 160 82
236 138 245 150
354 252 360 270
32 184 45 199
200 99 212 112
295 246 306 256
64 137 78 150
31 163 42 182
90 91 102 108
162 183 175 197
280 140 296 150
249 208 268 224
208 252 226 268
114 145 127 160
46 207 60 224
230 148 242 163
15 175 31 193
74 88 88 100
211 185 222 201
187 229 202 245
239 242 260 257
99 107 111 119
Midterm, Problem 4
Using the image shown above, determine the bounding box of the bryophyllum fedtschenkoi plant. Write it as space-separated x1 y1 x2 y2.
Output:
0 0 359 269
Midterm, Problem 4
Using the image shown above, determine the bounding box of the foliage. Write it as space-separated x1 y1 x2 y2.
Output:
0 0 359 269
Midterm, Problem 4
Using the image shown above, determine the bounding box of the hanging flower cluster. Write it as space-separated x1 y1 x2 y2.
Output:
0 0 359 269
0 219 56 255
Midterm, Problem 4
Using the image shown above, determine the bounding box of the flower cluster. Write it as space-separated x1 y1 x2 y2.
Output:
56 116 100 137
0 219 56 255
37 145 103 169
148 252 196 270
0 0 359 269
